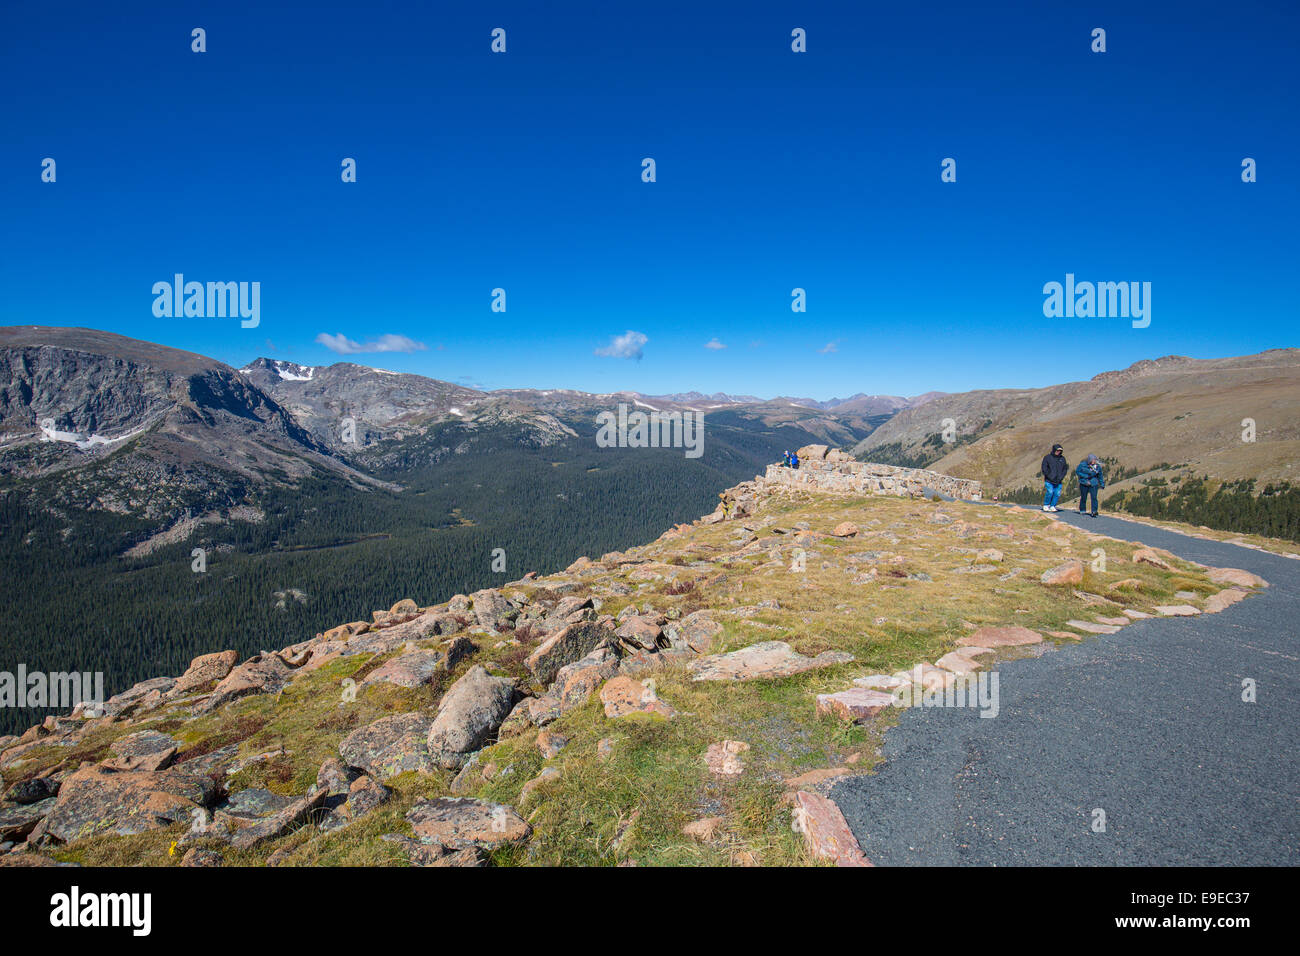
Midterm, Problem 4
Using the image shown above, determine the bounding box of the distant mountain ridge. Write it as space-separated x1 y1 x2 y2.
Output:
852 349 1300 494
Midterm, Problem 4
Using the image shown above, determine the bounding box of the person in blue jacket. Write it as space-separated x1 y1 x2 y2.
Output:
1076 454 1105 516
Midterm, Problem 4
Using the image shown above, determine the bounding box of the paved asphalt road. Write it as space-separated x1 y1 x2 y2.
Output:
831 508 1300 865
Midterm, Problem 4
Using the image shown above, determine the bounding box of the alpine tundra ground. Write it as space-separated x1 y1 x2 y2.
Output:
0 482 1273 867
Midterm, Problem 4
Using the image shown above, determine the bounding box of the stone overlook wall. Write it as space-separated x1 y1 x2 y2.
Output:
765 445 982 501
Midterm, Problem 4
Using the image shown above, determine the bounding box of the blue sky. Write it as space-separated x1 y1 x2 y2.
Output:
2 0 1296 398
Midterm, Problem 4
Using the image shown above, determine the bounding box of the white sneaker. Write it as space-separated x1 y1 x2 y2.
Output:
1048 505 1058 512
1042 505 1051 511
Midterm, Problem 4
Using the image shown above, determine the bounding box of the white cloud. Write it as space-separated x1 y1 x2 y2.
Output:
315 333 428 355
704 338 727 350
819 341 839 354
595 330 648 360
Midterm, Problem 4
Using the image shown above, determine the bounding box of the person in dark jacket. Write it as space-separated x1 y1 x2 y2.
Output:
1075 454 1105 516
1040 443 1069 512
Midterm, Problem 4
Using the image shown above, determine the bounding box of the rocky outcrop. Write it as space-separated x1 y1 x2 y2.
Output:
765 460 981 502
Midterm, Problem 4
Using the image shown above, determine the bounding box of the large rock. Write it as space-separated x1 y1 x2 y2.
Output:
816 687 897 722
1040 559 1084 586
614 616 663 651
688 641 853 682
958 626 1042 648
406 797 531 850
791 791 871 867
0 797 56 841
169 650 239 698
1207 567 1267 589
103 730 178 772
663 612 723 654
525 620 611 684
471 589 518 630
599 675 677 719
1132 548 1175 571
526 648 621 725
796 444 830 461
229 785 330 851
1065 620 1122 635
103 676 176 717
361 649 445 688
339 712 436 778
1204 588 1250 613
200 653 294 712
43 765 219 842
426 666 517 769
4 775 59 804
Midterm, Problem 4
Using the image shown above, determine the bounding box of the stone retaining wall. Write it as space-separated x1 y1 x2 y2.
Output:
764 459 982 502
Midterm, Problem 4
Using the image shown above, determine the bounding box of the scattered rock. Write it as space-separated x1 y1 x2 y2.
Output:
169 650 239 698
426 666 517 769
1131 548 1175 570
1207 567 1267 589
689 641 853 682
200 654 293 713
791 791 871 867
662 612 723 654
933 652 983 676
339 712 436 779
229 785 330 851
0 798 56 842
599 675 677 719
471 589 518 630
704 740 750 776
1204 589 1249 613
1040 559 1084 586
536 728 569 760
525 620 611 684
519 766 561 804
958 626 1042 648
816 687 897 721
1066 620 1121 634
831 522 860 537
444 636 479 669
180 848 223 867
406 797 531 850
1155 604 1201 616
683 816 725 842
361 649 445 688
43 765 218 842
4 776 59 805
103 731 178 772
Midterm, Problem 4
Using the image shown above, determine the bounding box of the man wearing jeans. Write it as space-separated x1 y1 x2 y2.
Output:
1040 443 1068 512
1076 454 1106 516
